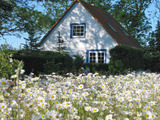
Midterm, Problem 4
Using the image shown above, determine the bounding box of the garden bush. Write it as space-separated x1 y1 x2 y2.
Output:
13 50 73 75
84 63 109 75
0 44 20 78
72 55 84 74
43 53 73 75
143 51 160 72
109 45 145 74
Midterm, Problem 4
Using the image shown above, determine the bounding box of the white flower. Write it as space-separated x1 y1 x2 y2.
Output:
118 97 124 102
62 101 72 108
135 117 142 120
0 78 9 88
78 84 84 89
37 96 45 103
85 106 91 111
82 92 89 97
15 69 25 74
19 109 25 118
149 101 155 106
105 114 113 120
86 117 92 120
127 96 133 101
0 103 7 110
74 115 80 119
123 118 129 120
143 111 155 119
11 75 17 79
91 107 99 113
49 94 56 100
70 108 78 114
137 112 142 117
41 114 46 119
0 95 4 101
129 103 133 108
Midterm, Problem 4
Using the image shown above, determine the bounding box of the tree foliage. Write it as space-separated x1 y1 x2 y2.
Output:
148 20 160 52
111 0 152 45
0 0 156 47
0 44 20 78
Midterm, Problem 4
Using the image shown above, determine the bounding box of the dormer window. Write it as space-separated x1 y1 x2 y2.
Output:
121 28 129 36
107 23 117 33
70 23 86 38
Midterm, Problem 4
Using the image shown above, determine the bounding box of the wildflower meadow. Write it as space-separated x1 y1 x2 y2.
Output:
0 66 160 120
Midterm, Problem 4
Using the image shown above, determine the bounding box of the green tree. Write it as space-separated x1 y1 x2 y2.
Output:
148 21 160 51
111 0 152 45
0 44 20 78
0 0 53 38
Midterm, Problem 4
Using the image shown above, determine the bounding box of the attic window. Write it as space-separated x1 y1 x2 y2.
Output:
121 28 129 36
70 23 86 38
107 23 117 32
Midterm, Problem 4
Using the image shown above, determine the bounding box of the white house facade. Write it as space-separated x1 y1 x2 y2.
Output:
40 0 141 63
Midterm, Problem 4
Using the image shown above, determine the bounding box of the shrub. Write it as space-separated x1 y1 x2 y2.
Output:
73 55 84 74
13 50 50 75
109 45 144 74
0 44 20 78
13 50 73 75
84 63 109 75
143 51 160 72
43 53 73 75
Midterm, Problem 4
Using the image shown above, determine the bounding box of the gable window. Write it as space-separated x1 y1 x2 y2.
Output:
86 49 107 63
120 28 129 36
70 23 86 38
107 23 117 33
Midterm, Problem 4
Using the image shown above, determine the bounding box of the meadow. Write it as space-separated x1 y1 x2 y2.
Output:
0 70 159 120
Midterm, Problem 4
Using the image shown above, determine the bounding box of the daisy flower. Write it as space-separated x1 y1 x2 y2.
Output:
0 78 9 88
143 111 155 119
85 106 91 111
62 101 72 108
70 107 78 114
149 101 155 106
91 107 99 113
82 92 89 97
86 117 92 120
78 84 84 89
105 114 113 120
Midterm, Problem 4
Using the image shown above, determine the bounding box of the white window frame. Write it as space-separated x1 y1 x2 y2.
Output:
86 49 107 63
70 23 86 38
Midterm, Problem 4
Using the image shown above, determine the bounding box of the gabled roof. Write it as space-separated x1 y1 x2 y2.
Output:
39 0 142 49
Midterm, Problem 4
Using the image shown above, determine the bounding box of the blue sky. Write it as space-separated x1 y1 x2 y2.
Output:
0 1 159 49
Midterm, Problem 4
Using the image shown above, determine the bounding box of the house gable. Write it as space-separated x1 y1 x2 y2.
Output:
40 0 142 63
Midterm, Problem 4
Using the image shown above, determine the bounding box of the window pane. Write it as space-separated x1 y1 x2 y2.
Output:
81 33 84 36
77 33 80 36
73 26 76 29
90 52 96 63
77 26 80 29
72 24 85 37
98 52 105 63
81 26 84 29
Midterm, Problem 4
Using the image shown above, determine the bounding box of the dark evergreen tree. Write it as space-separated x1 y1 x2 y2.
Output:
148 21 160 52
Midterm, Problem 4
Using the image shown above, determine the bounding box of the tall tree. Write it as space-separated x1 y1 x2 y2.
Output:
111 0 152 45
155 0 160 19
148 21 160 51
0 0 53 38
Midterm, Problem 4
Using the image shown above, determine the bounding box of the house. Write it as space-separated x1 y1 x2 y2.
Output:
39 0 141 63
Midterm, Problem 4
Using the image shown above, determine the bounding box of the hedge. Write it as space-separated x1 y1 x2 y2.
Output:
109 45 145 74
13 50 73 75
